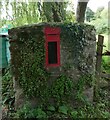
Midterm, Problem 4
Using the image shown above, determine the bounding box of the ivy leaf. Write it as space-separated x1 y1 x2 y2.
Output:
35 108 47 118
47 106 56 112
58 105 68 115
70 110 78 118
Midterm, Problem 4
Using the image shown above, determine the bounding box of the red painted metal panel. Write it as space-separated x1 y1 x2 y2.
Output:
44 27 61 67
45 35 60 42
44 27 60 35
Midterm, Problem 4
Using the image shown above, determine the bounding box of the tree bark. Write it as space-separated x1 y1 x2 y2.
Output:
76 0 89 23
52 4 61 22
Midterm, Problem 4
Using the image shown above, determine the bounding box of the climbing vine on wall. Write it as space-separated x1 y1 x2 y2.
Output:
10 23 95 106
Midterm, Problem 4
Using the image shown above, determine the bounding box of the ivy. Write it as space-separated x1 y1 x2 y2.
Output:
51 75 73 106
75 74 94 102
10 23 95 106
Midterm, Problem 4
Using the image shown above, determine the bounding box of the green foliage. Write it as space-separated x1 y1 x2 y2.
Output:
2 68 15 111
60 23 93 70
85 7 95 22
101 58 110 73
16 28 50 101
58 105 68 115
51 75 73 105
15 102 47 118
89 8 109 34
14 103 70 118
91 18 108 34
10 2 41 27
77 102 110 118
65 11 75 22
1 1 75 27
14 98 110 119
47 106 55 112
95 6 104 19
70 110 78 118
75 74 94 102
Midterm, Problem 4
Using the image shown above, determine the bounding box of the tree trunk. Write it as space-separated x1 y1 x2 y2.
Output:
52 3 61 22
42 2 66 22
76 0 89 23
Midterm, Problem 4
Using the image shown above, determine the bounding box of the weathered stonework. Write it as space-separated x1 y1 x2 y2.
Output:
9 23 96 109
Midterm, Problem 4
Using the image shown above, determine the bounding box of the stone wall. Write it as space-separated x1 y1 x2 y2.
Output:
9 23 96 109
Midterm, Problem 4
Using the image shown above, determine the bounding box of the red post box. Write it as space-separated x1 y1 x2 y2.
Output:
44 27 61 67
